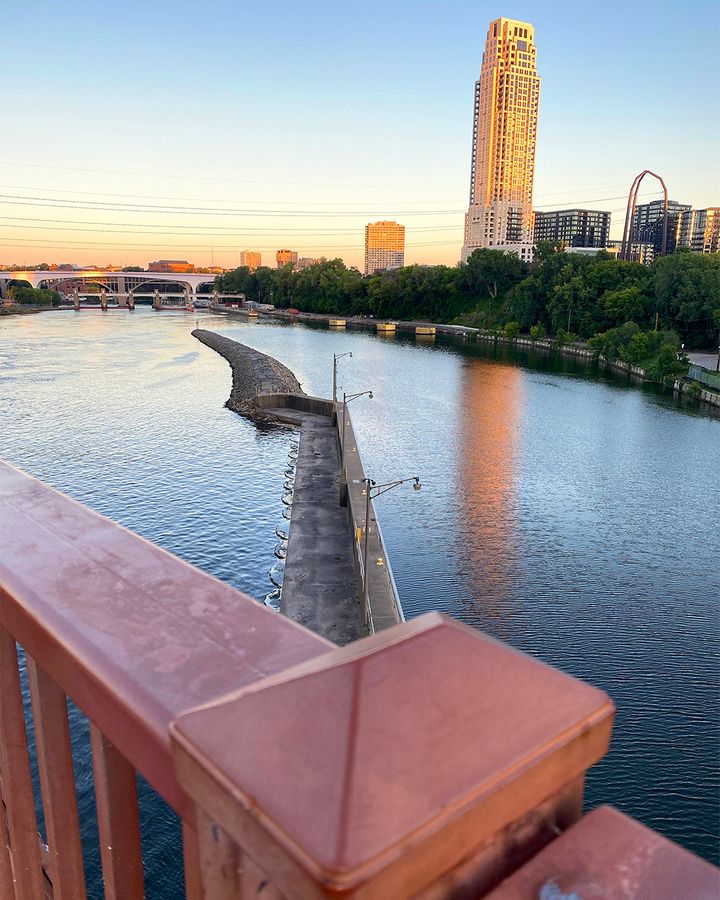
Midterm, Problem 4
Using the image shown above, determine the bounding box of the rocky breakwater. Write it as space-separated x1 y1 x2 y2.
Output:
192 328 303 423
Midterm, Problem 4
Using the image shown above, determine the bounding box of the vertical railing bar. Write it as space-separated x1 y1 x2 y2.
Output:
0 793 17 900
26 655 87 900
90 724 145 900
181 819 203 900
0 626 45 900
195 805 241 899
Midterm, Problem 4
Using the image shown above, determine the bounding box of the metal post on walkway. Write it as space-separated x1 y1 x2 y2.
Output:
333 352 352 404
361 476 421 628
341 390 372 478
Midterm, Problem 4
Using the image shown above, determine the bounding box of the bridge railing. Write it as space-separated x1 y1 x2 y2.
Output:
1 458 716 898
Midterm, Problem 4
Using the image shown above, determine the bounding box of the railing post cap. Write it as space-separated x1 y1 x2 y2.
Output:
171 613 615 894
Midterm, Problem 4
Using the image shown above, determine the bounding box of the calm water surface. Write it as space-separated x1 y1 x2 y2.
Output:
1 309 718 895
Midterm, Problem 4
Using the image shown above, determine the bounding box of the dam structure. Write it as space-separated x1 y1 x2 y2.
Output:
192 329 402 643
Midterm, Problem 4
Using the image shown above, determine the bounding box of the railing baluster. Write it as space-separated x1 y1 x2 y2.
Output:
0 627 45 900
90 724 145 899
27 656 87 900
195 806 241 899
0 795 16 900
182 819 203 900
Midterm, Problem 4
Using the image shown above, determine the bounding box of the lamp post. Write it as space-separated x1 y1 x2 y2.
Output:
362 476 421 628
333 352 353 403
341 390 372 477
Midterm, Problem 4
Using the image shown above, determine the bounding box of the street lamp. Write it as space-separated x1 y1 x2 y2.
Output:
341 390 372 476
362 476 421 628
332 352 353 403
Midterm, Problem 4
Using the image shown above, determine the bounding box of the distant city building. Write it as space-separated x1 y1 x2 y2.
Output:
607 239 655 265
297 257 322 270
675 208 720 254
364 221 405 274
148 260 195 273
276 249 299 269
240 250 261 270
461 17 540 264
533 209 610 248
564 247 607 257
630 199 690 257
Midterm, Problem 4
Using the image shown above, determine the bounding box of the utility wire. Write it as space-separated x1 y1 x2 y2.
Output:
0 191 660 217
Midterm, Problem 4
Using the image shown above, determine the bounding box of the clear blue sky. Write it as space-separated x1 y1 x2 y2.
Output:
1 0 718 268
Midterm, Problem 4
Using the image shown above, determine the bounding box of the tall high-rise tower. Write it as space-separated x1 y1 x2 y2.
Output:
461 18 540 263
364 221 405 274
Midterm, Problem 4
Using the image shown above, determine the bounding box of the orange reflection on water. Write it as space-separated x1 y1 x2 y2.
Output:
458 357 523 620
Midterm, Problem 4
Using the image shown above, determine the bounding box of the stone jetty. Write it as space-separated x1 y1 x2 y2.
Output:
192 328 303 423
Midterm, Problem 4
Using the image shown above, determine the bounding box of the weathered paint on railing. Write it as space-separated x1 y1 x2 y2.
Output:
0 460 329 815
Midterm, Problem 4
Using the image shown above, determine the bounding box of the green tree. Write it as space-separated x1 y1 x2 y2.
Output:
458 249 528 302
652 252 720 348
7 285 61 306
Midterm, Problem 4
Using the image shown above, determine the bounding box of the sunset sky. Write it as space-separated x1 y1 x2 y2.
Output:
2 0 718 269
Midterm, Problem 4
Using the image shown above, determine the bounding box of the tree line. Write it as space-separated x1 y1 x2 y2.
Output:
214 244 719 351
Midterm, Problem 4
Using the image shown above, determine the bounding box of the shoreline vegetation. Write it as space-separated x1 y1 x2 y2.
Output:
214 244 719 393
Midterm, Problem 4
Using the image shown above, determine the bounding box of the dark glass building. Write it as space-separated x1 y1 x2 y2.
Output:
630 199 690 255
533 209 610 248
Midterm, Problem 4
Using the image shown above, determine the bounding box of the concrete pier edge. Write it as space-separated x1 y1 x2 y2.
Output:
193 328 403 641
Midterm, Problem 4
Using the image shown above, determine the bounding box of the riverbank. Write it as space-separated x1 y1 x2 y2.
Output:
211 305 707 395
0 304 48 316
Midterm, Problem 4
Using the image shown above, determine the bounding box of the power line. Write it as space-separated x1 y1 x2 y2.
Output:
0 196 466 217
0 183 465 207
0 235 463 250
0 216 463 236
0 161 462 190
0 190 661 219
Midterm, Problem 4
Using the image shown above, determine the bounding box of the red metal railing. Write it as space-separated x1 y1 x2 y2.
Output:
0 459 717 898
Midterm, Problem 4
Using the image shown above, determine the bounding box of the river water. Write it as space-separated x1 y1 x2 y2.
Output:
1 308 718 894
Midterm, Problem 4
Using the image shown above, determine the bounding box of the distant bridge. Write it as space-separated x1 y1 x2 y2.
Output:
0 269 218 302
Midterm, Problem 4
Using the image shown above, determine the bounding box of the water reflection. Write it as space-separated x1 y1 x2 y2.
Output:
458 357 523 626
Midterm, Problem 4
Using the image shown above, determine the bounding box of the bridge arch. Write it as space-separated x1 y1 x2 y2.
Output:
620 170 669 261
39 278 110 295
127 279 188 295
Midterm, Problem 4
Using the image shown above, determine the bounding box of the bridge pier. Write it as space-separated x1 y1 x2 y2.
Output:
100 292 108 311
73 290 80 311
153 290 161 311
127 293 135 310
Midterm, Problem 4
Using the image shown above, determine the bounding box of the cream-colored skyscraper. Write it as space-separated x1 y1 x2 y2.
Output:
461 17 540 263
240 250 261 270
364 221 405 274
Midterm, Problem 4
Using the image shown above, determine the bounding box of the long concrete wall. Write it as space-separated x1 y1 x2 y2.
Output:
195 329 403 638
336 405 405 633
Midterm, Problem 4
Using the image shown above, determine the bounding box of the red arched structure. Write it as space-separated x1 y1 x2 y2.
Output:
620 170 669 261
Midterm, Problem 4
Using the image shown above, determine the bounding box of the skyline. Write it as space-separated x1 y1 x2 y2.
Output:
1 0 718 269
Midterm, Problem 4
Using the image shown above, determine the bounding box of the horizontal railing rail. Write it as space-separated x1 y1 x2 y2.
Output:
0 459 330 898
